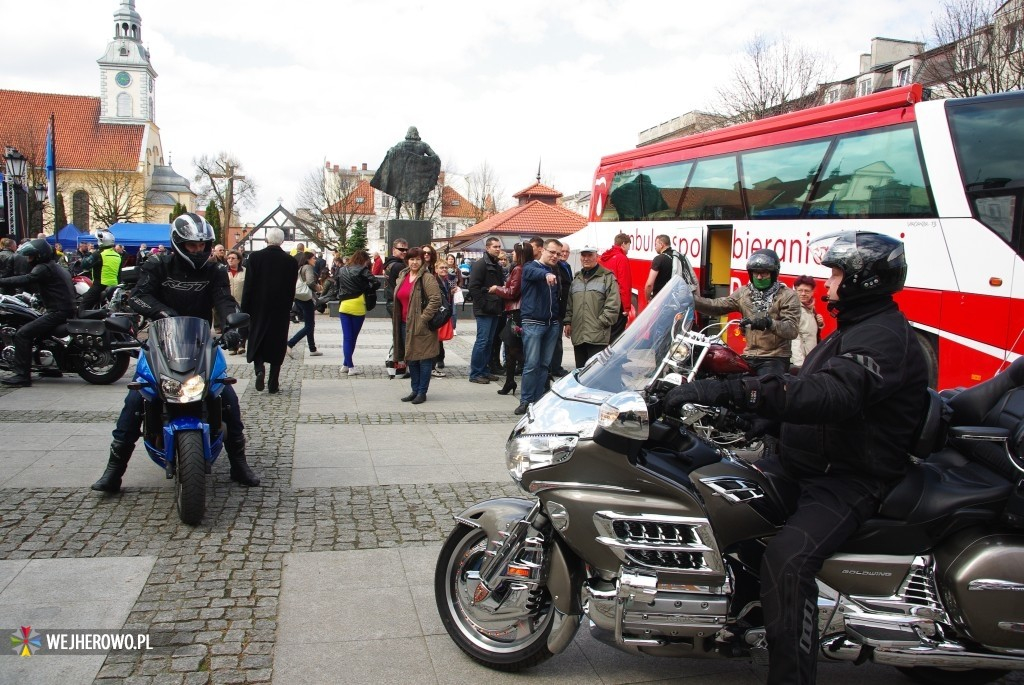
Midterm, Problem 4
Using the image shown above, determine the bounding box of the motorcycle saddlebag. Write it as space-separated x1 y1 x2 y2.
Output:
65 319 111 345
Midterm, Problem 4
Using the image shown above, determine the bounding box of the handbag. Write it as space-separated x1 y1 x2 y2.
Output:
364 272 379 312
295 275 313 301
418 274 452 332
452 287 465 306
437 317 454 341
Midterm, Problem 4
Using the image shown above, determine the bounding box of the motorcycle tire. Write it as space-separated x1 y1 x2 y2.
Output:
77 351 131 385
174 430 206 526
896 667 1009 685
434 523 557 672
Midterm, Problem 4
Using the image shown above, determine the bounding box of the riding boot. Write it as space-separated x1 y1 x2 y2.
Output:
225 437 260 486
91 440 134 492
267 364 281 394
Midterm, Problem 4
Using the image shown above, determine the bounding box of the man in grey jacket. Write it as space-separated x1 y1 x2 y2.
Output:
563 246 620 369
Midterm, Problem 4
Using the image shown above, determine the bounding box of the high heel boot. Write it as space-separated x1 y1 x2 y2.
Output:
91 441 135 492
496 380 517 396
225 437 260 486
497 363 517 396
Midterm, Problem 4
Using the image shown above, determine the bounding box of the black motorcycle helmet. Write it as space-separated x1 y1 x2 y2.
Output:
17 238 54 264
170 213 215 270
746 249 780 290
813 231 907 306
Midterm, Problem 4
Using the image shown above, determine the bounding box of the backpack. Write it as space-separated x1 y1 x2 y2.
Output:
668 248 699 292
418 274 452 331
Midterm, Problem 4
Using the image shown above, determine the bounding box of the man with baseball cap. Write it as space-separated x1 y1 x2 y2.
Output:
563 246 620 369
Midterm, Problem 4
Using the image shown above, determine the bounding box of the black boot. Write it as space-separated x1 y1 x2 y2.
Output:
225 438 260 486
254 363 265 392
268 364 280 394
91 441 134 492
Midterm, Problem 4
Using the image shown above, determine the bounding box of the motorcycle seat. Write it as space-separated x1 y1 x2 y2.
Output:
79 309 109 320
876 451 1011 523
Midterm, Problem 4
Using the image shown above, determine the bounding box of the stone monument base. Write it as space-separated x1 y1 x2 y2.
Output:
385 219 432 251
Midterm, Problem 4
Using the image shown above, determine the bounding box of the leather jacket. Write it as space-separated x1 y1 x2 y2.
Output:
128 253 237 323
0 262 76 316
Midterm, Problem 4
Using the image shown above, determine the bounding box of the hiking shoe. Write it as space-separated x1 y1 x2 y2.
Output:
469 377 490 384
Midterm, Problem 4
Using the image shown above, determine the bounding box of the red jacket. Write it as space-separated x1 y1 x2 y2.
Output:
599 245 631 314
371 255 384 276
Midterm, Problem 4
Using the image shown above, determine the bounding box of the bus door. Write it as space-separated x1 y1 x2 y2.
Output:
704 225 735 334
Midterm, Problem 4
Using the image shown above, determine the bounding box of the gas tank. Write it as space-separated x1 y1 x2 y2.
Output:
0 297 39 322
704 343 752 376
934 528 1024 649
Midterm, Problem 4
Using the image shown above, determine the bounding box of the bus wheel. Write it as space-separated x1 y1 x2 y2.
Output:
916 331 938 389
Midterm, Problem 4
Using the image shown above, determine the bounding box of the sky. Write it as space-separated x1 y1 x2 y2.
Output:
5 0 944 223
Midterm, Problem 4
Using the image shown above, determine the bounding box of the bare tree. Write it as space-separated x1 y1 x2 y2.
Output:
714 34 835 122
919 0 1024 97
464 160 505 222
83 156 147 227
193 153 257 230
295 162 369 252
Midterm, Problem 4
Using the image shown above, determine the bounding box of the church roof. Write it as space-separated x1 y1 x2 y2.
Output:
149 165 192 194
0 89 143 172
449 199 586 249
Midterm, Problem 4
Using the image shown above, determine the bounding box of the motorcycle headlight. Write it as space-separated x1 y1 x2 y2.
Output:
161 375 206 403
506 434 578 482
597 391 650 440
669 340 691 364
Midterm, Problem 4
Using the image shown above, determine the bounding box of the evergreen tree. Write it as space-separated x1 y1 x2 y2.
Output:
345 220 367 257
54 194 68 230
169 202 188 222
205 200 222 244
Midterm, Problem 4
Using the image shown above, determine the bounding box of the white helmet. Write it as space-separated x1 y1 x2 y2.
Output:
95 229 116 248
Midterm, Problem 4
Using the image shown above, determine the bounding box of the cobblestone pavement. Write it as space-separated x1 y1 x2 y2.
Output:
0 317 1020 685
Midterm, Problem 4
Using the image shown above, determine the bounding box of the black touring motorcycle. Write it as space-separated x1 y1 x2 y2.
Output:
435 276 1024 684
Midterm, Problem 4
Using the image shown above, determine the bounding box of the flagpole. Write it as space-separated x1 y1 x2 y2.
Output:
47 112 57 237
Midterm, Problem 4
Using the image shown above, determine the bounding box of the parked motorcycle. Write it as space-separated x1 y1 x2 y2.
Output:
108 313 248 525
435 275 1024 682
0 293 137 384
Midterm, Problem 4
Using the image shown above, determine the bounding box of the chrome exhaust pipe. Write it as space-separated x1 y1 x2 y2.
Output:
872 645 1024 671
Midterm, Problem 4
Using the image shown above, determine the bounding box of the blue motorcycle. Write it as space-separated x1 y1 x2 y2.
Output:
109 313 248 524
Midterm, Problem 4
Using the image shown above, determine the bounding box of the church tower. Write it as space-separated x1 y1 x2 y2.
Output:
97 0 157 124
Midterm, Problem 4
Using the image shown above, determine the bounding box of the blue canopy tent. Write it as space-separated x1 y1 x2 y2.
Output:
46 224 96 251
106 223 172 253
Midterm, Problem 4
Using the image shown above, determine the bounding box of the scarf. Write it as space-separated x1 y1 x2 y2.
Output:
748 281 782 314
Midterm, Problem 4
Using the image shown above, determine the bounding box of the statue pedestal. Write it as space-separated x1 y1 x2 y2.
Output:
385 219 432 250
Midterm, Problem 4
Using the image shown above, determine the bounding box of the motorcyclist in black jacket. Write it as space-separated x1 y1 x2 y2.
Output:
91 213 260 493
665 231 929 685
0 239 77 387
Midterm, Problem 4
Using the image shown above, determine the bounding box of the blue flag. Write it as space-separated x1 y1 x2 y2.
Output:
45 114 56 207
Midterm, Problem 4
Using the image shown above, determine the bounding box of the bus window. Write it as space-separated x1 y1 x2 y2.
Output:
808 126 936 218
740 140 832 219
604 162 691 221
947 94 1024 252
679 155 743 220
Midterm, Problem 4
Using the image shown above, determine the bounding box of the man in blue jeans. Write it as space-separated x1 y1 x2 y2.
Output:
516 239 563 415
467 237 505 384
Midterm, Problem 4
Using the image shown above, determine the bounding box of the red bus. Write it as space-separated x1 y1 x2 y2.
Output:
565 84 1023 388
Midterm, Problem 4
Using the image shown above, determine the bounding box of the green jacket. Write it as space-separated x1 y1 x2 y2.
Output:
564 265 620 346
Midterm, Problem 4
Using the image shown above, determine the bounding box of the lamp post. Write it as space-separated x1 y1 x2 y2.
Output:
4 147 27 242
34 183 47 239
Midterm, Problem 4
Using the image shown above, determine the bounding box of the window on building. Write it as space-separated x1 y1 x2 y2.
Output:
117 92 132 117
1006 23 1024 54
73 190 90 231
897 67 912 86
856 79 873 97
356 197 365 204
824 88 840 104
961 38 982 70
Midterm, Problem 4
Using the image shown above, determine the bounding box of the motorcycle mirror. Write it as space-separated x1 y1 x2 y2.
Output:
226 312 250 328
597 391 650 441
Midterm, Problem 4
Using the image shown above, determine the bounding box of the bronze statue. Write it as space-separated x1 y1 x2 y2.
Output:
370 126 442 220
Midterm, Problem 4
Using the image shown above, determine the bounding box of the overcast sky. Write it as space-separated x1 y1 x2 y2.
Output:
6 0 942 223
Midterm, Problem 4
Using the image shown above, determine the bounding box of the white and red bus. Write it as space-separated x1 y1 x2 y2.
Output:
566 84 1023 388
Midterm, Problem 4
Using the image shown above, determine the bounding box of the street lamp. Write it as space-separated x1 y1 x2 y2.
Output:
4 147 27 241
34 183 48 239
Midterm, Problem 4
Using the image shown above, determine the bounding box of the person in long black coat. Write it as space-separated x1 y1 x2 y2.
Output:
241 228 298 393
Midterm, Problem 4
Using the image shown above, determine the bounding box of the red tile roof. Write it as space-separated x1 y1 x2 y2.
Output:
512 181 562 200
440 185 479 218
325 179 376 215
451 199 586 244
0 90 144 172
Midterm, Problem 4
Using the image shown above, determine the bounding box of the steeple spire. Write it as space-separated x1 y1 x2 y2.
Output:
113 0 143 42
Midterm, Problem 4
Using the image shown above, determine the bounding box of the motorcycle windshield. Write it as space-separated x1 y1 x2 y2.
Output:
576 275 694 393
148 316 212 375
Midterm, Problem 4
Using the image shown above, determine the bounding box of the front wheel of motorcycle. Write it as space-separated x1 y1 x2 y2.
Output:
77 350 131 385
175 431 206 526
896 667 1009 685
435 523 558 672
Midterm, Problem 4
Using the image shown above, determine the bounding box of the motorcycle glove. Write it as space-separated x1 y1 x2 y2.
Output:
742 316 772 331
221 330 241 351
665 378 748 412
